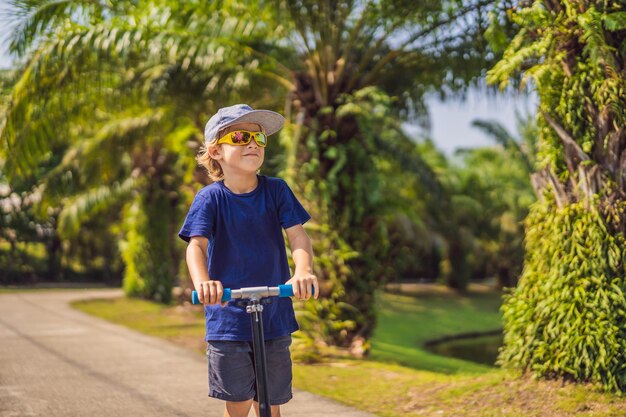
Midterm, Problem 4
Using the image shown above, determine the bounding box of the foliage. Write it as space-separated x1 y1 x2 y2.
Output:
119 190 179 303
487 0 626 207
488 0 626 391
452 114 537 288
283 88 394 350
499 200 626 393
1 0 508 350
396 113 537 291
273 0 516 346
1 1 276 299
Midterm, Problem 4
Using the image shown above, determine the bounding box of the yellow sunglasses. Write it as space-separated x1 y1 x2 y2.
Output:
216 130 268 148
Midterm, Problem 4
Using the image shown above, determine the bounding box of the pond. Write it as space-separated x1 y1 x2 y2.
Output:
424 331 503 366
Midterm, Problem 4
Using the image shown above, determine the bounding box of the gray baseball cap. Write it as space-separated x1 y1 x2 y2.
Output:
204 104 285 144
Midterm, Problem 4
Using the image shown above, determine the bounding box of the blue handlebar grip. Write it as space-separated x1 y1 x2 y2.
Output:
191 289 232 305
278 284 315 297
278 284 294 298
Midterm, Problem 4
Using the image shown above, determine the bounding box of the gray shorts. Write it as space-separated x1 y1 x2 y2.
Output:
206 335 293 405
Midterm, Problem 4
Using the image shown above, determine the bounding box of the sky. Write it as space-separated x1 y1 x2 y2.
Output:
0 0 14 69
0 1 538 157
408 89 537 156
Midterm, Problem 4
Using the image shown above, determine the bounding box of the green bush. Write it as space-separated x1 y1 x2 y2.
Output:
499 200 626 392
120 192 176 304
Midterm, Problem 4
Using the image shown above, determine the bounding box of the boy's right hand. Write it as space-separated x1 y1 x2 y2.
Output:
197 280 226 306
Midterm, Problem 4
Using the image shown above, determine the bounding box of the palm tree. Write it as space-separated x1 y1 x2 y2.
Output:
471 113 537 174
2 0 505 346
275 0 508 345
451 113 538 288
2 1 284 302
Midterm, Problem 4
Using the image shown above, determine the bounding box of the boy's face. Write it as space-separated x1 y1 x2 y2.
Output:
208 122 265 175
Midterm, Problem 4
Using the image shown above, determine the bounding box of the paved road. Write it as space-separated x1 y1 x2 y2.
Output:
0 290 375 417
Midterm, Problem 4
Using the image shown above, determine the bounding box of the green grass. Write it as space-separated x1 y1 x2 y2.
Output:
71 287 626 416
371 290 502 373
0 284 110 294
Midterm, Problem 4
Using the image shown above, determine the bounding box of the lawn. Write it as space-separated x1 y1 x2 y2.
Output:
0 283 111 294
71 285 626 416
371 287 502 373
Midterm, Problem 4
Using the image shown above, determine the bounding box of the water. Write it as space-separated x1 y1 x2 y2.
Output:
425 333 503 366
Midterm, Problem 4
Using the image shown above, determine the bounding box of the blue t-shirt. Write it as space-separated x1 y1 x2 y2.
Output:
178 175 311 341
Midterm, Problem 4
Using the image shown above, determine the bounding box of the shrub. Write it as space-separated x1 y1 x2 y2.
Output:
499 200 626 393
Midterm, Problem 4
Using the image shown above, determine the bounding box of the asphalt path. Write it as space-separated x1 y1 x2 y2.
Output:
0 289 375 417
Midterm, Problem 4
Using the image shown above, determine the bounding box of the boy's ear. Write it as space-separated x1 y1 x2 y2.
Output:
207 144 222 160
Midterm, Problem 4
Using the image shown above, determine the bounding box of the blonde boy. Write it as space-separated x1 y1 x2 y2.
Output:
178 104 318 417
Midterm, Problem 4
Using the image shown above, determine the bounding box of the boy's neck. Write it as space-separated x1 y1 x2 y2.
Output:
222 173 259 194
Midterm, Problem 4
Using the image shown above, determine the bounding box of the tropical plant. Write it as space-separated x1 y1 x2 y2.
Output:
462 113 537 287
2 0 507 348
0 68 51 282
1 1 282 302
487 0 626 392
501 200 626 392
279 1 520 346
401 113 537 291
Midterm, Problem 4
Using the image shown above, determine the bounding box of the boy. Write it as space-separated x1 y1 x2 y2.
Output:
178 104 318 417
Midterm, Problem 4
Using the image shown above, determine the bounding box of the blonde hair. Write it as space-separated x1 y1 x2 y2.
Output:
197 142 224 182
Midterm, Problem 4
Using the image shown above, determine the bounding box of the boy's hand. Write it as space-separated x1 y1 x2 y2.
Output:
286 271 319 300
197 280 227 306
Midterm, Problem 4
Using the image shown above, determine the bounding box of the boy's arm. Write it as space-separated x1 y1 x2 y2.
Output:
285 224 319 300
186 236 225 305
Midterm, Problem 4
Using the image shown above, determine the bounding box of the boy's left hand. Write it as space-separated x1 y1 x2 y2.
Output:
286 271 319 300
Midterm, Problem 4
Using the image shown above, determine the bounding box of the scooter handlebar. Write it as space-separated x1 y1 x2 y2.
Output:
191 284 313 305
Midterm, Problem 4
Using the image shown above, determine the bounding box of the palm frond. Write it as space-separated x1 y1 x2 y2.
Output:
472 117 536 173
1 2 293 178
7 0 107 57
471 119 517 148
40 108 168 199
578 6 619 79
602 11 626 31
57 175 143 238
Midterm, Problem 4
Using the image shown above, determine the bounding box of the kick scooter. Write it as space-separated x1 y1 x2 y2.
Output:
192 284 312 417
